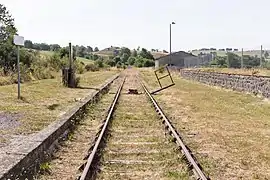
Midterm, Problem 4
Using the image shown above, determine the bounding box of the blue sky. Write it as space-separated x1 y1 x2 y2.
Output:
2 0 270 51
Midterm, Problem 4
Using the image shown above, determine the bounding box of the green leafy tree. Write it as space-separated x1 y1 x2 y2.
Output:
120 47 131 57
94 47 99 52
131 49 137 57
216 56 227 67
227 52 241 68
121 53 129 64
94 59 104 68
0 4 17 74
113 56 121 64
104 59 116 67
128 56 136 65
264 51 269 59
77 45 87 57
50 44 61 51
24 40 33 49
86 46 93 53
139 48 154 60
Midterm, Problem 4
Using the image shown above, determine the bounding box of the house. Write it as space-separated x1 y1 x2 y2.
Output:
155 51 202 68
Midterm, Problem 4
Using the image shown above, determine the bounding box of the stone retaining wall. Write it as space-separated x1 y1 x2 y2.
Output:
180 70 270 98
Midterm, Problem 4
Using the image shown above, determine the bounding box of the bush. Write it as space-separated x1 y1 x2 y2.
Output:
94 60 104 68
85 64 99 71
116 62 122 69
74 61 85 74
75 77 80 88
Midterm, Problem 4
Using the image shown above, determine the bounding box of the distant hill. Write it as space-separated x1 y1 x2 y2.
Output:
93 46 121 57
95 46 168 59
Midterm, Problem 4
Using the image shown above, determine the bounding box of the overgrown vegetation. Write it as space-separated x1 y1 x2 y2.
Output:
0 4 100 86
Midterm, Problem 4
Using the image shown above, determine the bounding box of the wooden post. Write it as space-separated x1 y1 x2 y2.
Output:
69 42 72 69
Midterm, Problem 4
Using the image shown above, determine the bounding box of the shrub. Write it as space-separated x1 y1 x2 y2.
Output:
74 61 85 74
116 62 122 69
94 60 104 68
75 76 80 88
85 64 99 71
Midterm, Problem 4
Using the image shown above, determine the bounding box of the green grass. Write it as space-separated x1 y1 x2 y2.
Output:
0 70 118 139
76 56 94 64
140 69 270 179
40 50 94 64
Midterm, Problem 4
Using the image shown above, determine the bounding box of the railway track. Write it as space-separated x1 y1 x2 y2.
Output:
78 70 209 180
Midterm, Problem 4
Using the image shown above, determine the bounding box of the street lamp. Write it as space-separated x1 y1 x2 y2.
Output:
170 22 175 66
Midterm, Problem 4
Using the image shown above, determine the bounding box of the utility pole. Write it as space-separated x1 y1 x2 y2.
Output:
260 45 263 68
241 48 243 68
169 22 175 66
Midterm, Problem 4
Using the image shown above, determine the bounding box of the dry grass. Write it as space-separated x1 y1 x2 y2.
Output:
97 70 189 180
140 69 270 179
190 67 270 76
0 70 118 140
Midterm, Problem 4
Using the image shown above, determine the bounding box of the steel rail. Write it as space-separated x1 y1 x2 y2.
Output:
79 77 126 180
140 81 209 180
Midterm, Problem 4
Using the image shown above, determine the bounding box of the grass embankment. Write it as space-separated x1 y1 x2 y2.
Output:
140 69 270 179
188 67 270 76
0 70 119 142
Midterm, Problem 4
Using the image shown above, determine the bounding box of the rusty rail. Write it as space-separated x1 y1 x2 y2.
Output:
140 81 209 180
79 77 126 180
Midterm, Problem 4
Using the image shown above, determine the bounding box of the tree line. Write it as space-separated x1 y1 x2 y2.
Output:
0 3 156 86
210 52 270 68
24 40 100 55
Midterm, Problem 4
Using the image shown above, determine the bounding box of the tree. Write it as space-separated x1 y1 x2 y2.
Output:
264 51 269 59
120 47 131 57
216 56 227 67
88 46 93 52
94 47 99 52
0 4 17 74
24 40 33 49
227 52 241 68
127 56 136 65
77 45 87 57
139 48 154 60
39 43 50 51
113 56 121 64
104 59 116 67
131 49 137 57
50 44 61 51
121 53 129 64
